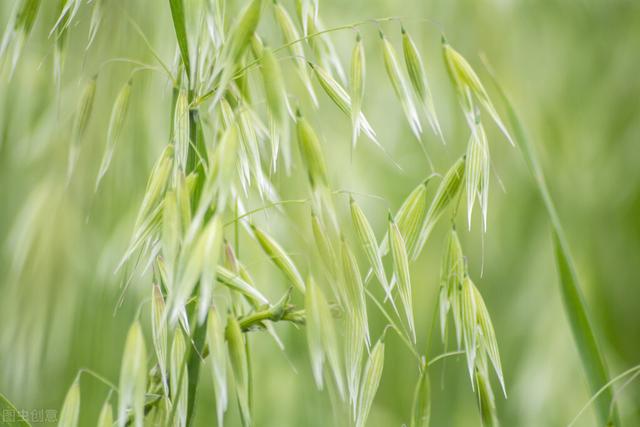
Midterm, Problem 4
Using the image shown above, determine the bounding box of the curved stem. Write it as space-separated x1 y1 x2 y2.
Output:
568 364 640 427
427 350 465 368
365 288 421 363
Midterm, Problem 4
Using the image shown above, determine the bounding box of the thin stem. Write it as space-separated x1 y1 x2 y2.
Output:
568 364 640 427
427 350 465 368
223 198 309 228
365 288 421 363
77 368 119 392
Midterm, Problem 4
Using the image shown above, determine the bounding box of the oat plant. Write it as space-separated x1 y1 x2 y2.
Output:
0 0 626 426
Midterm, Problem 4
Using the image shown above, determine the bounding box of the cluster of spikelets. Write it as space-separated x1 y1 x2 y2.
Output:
2 0 516 426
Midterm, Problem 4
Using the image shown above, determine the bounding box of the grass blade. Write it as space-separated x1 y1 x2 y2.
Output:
168 0 191 79
484 60 619 425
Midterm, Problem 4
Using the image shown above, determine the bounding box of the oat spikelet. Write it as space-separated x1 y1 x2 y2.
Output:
350 197 389 296
273 0 318 106
226 315 251 425
402 27 443 141
413 156 465 260
380 31 422 140
250 223 306 293
207 307 228 426
350 33 365 150
442 39 513 146
96 79 132 189
58 380 80 427
355 338 385 427
68 76 97 181
117 321 147 427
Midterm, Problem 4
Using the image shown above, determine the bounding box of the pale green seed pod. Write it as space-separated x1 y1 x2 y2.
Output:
273 0 318 105
474 285 506 396
439 227 465 346
198 215 223 324
442 40 513 146
413 156 465 260
350 34 365 149
461 276 478 384
296 110 329 189
173 87 190 174
67 76 97 180
251 223 306 293
355 338 385 427
226 315 251 425
117 321 147 427
310 61 377 143
206 307 228 426
96 400 113 427
475 357 499 427
401 28 443 140
465 122 490 231
380 31 422 139
305 276 326 389
58 380 80 427
350 197 388 295
170 329 188 427
225 0 263 64
216 265 269 304
388 214 416 342
340 238 369 346
95 79 132 189
151 284 168 395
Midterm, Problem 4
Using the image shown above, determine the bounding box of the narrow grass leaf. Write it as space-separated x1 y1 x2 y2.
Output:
486 68 618 424
168 0 191 78
410 368 431 427
0 392 31 426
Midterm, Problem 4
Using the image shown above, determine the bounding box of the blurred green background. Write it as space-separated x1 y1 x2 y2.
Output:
1 0 639 426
